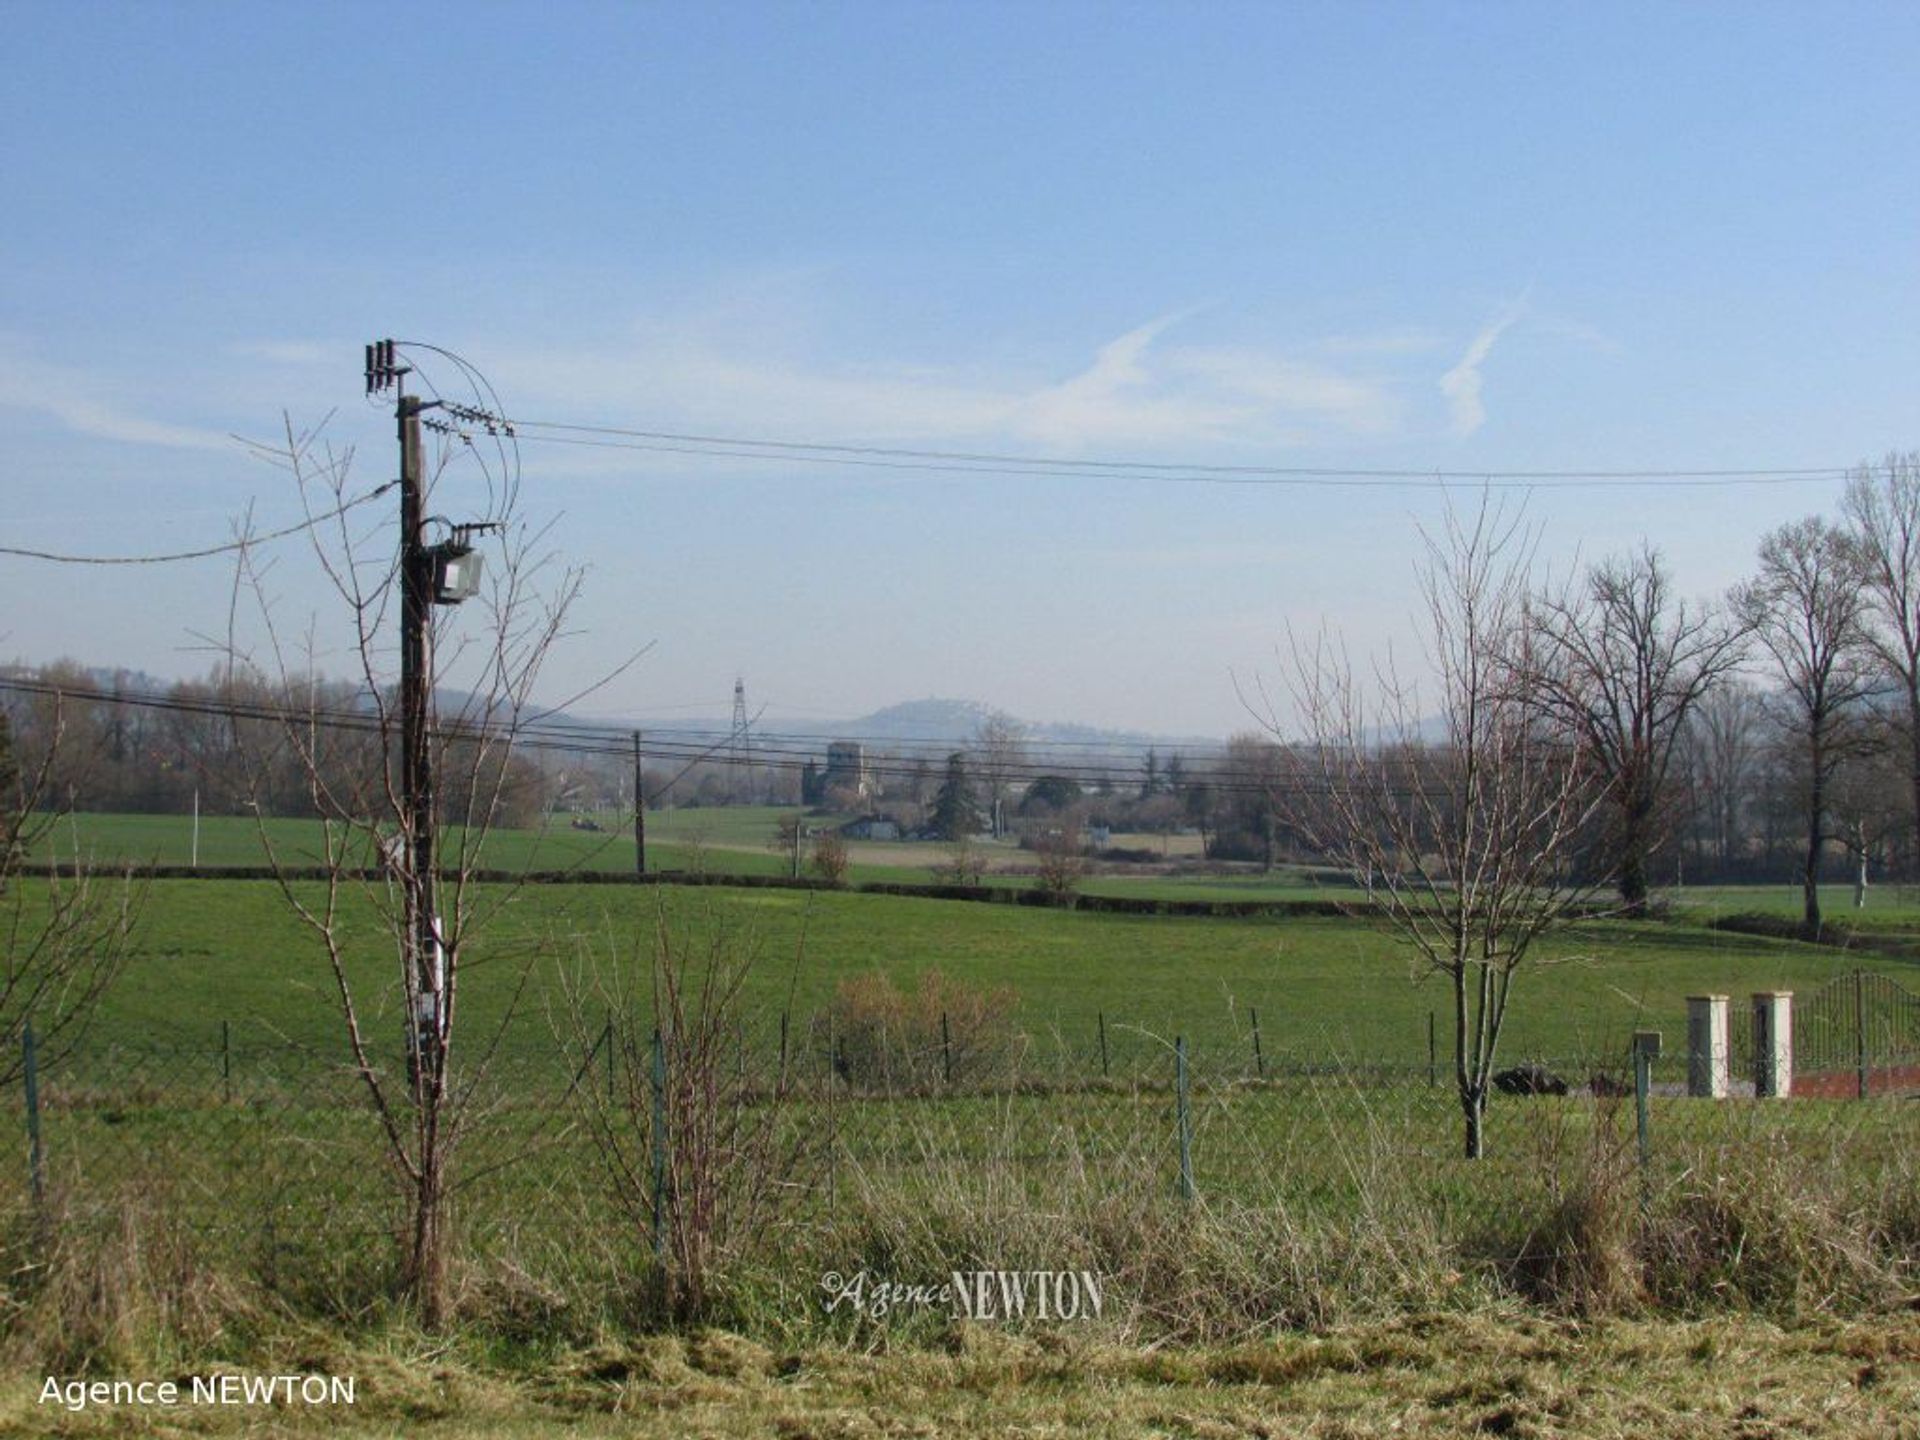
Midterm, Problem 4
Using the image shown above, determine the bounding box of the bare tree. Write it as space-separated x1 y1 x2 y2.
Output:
1031 812 1088 901
1827 722 1908 907
0 705 139 1084
972 712 1028 838
1842 452 1920 877
1529 546 1748 915
565 899 818 1319
227 405 585 1324
807 827 851 886
1272 502 1606 1159
1733 516 1875 933
1683 680 1764 874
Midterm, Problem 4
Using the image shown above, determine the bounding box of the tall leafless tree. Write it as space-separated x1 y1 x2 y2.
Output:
1841 451 1920 878
1273 501 1607 1159
1683 680 1764 874
1529 546 1748 916
972 711 1028 838
227 409 585 1323
1733 516 1875 933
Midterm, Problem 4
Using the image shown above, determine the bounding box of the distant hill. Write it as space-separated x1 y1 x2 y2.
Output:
823 698 1216 754
11 660 1227 760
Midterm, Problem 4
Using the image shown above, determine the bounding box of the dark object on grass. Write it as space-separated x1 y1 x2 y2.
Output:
1493 1064 1569 1097
1587 1072 1632 1098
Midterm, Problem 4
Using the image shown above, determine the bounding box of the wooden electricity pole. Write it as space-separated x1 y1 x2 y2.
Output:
369 339 445 1096
399 386 444 1094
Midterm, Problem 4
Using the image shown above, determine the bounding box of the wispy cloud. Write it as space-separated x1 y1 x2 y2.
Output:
1011 315 1249 450
496 307 1405 461
0 345 232 451
1438 294 1529 439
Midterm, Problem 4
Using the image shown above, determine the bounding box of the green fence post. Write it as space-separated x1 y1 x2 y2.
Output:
1854 969 1870 1100
1175 1035 1195 1203
650 1027 667 1266
1633 1030 1661 1215
23 1021 45 1219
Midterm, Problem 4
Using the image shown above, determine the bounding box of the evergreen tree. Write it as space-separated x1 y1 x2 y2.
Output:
1140 747 1161 799
929 751 981 840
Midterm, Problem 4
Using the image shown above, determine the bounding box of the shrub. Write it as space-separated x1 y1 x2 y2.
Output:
1032 819 1088 903
930 835 987 886
824 969 1018 1090
808 830 851 887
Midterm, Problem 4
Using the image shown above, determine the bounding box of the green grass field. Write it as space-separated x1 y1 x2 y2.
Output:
51 808 1920 919
72 875 1909 1070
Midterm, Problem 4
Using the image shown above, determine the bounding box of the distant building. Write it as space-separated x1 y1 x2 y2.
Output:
821 741 874 801
840 813 900 841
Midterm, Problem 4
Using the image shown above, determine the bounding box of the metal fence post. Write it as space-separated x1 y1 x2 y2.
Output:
649 1027 667 1266
1854 969 1870 1100
1175 1035 1195 1203
23 1021 45 1219
1633 1030 1661 1215
1250 1007 1265 1078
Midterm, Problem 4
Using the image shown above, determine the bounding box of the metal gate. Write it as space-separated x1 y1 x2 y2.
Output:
1792 970 1920 1097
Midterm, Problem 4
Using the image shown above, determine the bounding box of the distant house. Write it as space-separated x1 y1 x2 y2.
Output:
840 814 900 841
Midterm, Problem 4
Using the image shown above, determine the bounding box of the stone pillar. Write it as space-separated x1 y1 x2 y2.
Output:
1686 994 1730 1098
1751 991 1794 1099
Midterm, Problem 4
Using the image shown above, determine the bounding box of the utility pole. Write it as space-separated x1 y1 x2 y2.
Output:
399 384 445 1095
633 729 646 877
369 340 445 1096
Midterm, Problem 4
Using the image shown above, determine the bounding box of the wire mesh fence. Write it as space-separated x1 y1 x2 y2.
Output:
5 999 1913 1310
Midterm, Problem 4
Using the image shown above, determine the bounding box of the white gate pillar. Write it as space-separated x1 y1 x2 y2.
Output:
1687 994 1730 1098
1751 991 1793 1099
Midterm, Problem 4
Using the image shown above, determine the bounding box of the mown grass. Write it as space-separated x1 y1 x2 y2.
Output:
21 809 1391 898
61 808 1920 921
63 877 1913 1068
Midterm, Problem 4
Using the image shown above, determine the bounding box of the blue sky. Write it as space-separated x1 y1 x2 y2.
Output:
4 2 1919 735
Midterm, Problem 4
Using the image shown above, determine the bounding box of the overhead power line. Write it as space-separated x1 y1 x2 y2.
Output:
0 483 397 566
0 673 1450 802
509 418 1853 489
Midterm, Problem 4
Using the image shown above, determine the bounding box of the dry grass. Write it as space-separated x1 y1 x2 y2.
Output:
4 1313 1917 1437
